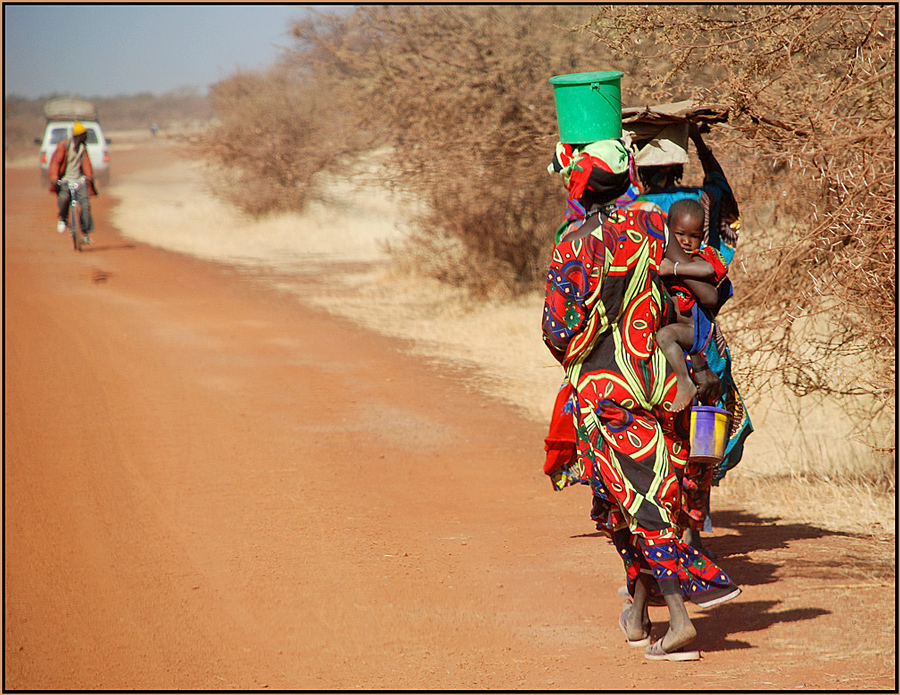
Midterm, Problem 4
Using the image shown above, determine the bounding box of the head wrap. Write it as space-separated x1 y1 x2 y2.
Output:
72 122 87 136
548 139 638 220
548 139 633 202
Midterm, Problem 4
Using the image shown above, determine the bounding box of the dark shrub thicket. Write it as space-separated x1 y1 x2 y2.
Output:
196 5 894 411
217 5 612 294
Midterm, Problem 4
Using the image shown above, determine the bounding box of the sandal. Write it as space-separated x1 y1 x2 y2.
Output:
644 639 700 661
693 585 742 609
619 601 651 647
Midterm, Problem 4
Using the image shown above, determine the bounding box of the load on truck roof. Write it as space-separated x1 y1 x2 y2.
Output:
42 97 97 122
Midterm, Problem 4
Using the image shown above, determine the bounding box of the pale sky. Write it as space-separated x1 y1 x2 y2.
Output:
3 4 351 99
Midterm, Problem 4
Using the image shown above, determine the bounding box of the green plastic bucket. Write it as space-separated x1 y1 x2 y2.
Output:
549 71 624 143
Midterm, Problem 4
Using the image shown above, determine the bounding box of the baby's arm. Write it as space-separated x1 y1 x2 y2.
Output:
660 242 719 308
658 257 714 279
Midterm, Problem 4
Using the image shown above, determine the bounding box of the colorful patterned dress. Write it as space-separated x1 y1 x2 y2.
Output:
542 203 738 602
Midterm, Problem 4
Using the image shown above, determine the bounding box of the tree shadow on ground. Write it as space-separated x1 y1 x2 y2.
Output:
708 508 839 554
702 508 837 588
705 508 894 586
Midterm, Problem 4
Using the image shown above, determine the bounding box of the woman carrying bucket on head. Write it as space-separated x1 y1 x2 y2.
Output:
541 71 741 662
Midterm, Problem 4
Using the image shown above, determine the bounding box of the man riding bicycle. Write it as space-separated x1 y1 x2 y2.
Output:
49 121 98 244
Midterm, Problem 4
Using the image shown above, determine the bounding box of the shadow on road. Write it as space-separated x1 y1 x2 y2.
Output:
705 508 895 587
571 505 891 592
79 242 137 253
710 508 840 553
691 599 831 654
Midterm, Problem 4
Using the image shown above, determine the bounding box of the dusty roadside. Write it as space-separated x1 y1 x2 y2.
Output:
4 147 895 690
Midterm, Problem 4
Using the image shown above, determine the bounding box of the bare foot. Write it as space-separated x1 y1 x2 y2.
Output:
671 376 698 412
621 600 651 642
657 592 698 653
660 620 698 653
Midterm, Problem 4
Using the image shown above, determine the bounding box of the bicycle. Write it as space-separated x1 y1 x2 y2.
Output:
57 179 93 252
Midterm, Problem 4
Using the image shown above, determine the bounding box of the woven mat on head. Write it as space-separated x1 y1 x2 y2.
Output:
622 101 731 162
622 100 730 127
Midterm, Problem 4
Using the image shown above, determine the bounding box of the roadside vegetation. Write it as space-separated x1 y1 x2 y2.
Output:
199 7 894 377
4 88 212 161
588 5 895 412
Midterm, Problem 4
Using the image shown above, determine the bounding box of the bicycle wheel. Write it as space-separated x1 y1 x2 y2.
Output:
70 202 82 252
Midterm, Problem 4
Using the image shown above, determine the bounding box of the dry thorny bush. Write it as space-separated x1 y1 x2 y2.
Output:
586 4 895 414
192 67 369 216
285 5 606 296
197 5 895 430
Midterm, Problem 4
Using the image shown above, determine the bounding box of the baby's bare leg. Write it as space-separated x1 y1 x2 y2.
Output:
657 323 698 411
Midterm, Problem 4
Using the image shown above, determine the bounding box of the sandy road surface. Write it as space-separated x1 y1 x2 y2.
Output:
4 148 895 691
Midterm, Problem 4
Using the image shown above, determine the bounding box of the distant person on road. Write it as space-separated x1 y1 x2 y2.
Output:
49 121 98 244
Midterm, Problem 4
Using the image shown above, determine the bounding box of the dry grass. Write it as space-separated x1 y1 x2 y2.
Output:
108 140 411 270
718 469 894 540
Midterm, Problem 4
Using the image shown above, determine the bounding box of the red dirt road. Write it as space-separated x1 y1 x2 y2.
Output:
4 149 895 691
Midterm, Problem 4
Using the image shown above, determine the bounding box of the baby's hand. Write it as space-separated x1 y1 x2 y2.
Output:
658 258 675 276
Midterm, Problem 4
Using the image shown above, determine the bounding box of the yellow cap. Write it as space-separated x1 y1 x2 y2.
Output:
72 121 87 136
